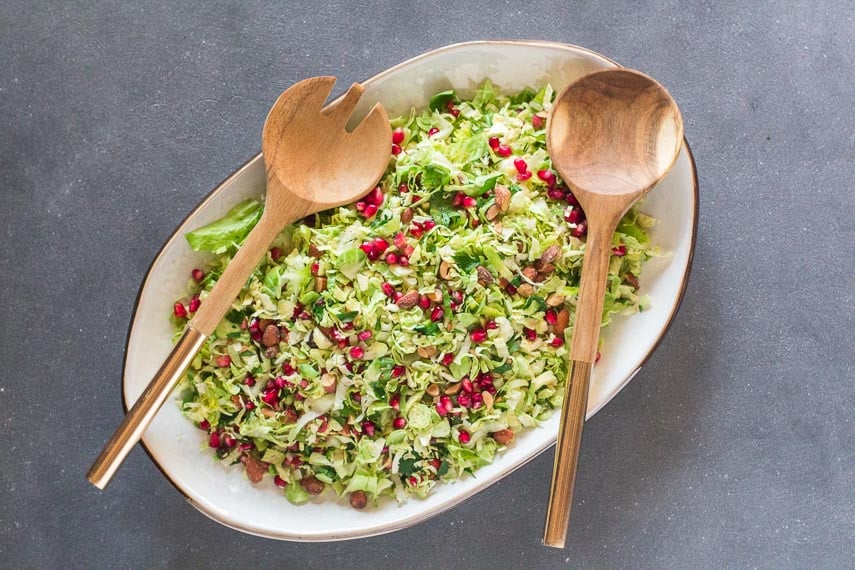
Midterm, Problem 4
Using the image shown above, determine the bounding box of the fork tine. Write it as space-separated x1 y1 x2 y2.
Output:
293 76 337 114
322 83 365 127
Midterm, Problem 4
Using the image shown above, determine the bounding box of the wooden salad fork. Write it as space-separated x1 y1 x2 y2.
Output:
543 69 684 547
88 77 391 489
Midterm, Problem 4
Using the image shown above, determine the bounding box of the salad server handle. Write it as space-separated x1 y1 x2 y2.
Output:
543 220 615 548
87 212 288 489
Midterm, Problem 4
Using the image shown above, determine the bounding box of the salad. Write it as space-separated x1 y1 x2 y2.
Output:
173 82 656 509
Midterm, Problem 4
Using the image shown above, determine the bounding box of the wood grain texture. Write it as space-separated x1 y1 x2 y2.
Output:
543 69 683 547
87 77 391 489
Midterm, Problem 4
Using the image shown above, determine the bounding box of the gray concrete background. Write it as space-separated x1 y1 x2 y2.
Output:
1 1 852 568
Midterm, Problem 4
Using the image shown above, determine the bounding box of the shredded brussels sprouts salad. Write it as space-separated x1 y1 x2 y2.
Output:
172 82 657 509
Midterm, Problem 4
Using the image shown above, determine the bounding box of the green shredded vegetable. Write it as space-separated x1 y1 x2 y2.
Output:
173 82 657 508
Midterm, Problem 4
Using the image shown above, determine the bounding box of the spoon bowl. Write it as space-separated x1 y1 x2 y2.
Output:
543 69 683 548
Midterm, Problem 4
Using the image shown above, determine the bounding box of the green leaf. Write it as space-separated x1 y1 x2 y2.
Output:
453 251 481 272
185 199 262 253
429 90 456 111
336 247 367 280
398 456 421 478
429 192 463 229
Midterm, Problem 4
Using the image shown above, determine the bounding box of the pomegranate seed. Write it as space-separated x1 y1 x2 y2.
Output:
428 127 439 137
451 290 464 305
517 172 532 181
274 475 287 488
299 310 311 320
547 188 565 200
488 136 500 150
462 196 477 209
458 430 471 444
410 226 423 239
373 237 389 252
564 191 579 206
357 330 372 342
430 306 444 322
173 302 187 319
496 144 512 157
398 182 409 193
390 393 401 411
545 309 557 325
418 295 431 310
199 419 210 431
392 129 405 144
215 355 231 368
299 379 309 389
393 291 403 303
270 247 283 261
209 431 221 448
391 366 405 378
391 231 406 249
355 201 366 212
273 376 287 390
513 158 528 174
565 207 582 224
367 187 385 206
524 327 537 341
224 435 237 448
452 193 464 207
485 320 498 330
505 283 517 295
244 376 256 387
364 204 379 218
350 346 365 360
244 401 255 410
470 329 487 343
408 476 418 486
385 252 398 265
393 417 407 429
187 294 201 313
550 336 564 347
362 421 376 437
478 376 493 390
532 115 545 129
461 377 474 394
445 101 459 117
571 220 588 238
391 143 402 155
441 353 454 366
191 268 205 282
311 262 321 276
471 392 483 409
612 245 627 257
537 169 555 184
282 362 295 376
261 389 278 405
430 459 442 470
440 395 453 412
381 282 395 297
360 242 375 257
422 219 436 231
240 442 252 451
487 385 497 395
435 401 448 417
338 339 348 349
456 393 472 408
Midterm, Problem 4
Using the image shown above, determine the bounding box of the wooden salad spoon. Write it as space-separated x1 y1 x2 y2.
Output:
88 77 391 489
543 69 683 547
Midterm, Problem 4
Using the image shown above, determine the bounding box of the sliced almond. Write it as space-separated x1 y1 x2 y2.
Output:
426 288 443 303
439 260 452 280
485 204 500 221
417 345 438 358
396 290 420 309
444 382 462 395
315 276 328 292
241 455 268 483
546 292 566 307
320 373 337 393
482 390 494 410
540 244 562 265
517 283 534 298
522 266 537 281
554 308 570 335
538 263 556 275
400 207 414 224
492 429 515 445
476 265 494 286
426 383 440 397
494 184 511 212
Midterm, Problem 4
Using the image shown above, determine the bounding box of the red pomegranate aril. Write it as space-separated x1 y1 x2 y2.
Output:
270 247 283 261
418 295 431 310
173 302 187 319
470 329 487 343
427 127 440 137
261 389 278 405
359 243 375 257
391 143 402 155
517 171 532 181
215 355 231 368
381 282 396 298
357 330 372 343
392 417 407 429
393 291 403 303
244 401 256 410
445 101 459 117
392 128 405 144
537 169 555 183
390 393 401 411
364 204 379 218
244 376 256 387
435 401 448 417
391 365 406 378
532 115 545 129
451 290 464 304
385 252 398 265
410 226 424 239
349 346 365 360
282 362 296 376
571 220 588 238
367 187 385 206
199 419 210 431
550 336 564 347
398 182 409 193
485 320 498 330
545 309 558 325
471 392 483 408
547 188 565 200
373 237 389 252
355 201 366 212
191 268 205 282
440 395 453 412
565 207 582 224
564 191 579 206
496 144 512 157
458 430 471 444
612 245 627 257
422 219 436 231
209 431 221 448
513 158 528 174
487 385 497 396
224 435 237 448
337 339 348 349
274 475 287 488
240 442 252 451
362 421 376 437
452 192 463 207
461 196 477 208
275 376 288 390
310 263 320 276
461 377 474 393
488 136 500 150
456 393 471 408
430 306 444 322
441 353 454 366
408 476 418 486
523 327 537 342
505 283 517 295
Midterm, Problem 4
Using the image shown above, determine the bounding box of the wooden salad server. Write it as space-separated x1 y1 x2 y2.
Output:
88 77 391 489
543 69 684 547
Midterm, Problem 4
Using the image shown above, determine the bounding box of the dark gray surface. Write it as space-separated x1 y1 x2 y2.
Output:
1 1 852 568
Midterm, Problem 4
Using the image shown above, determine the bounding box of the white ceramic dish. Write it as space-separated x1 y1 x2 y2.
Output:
123 40 698 541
